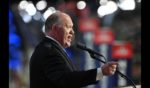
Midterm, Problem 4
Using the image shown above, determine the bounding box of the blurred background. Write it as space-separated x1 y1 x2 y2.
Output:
9 0 141 88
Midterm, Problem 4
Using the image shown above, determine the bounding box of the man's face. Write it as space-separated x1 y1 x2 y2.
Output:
58 15 74 48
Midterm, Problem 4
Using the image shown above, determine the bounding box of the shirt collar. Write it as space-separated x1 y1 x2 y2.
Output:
46 35 64 49
46 35 70 57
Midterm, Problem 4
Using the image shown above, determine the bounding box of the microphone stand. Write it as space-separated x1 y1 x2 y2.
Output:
87 50 137 88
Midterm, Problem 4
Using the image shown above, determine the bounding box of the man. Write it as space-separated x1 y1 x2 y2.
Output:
30 11 118 88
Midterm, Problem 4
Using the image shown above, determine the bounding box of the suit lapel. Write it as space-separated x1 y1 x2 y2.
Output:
43 37 76 71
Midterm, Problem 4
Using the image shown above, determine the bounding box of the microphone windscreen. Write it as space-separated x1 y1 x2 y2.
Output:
76 42 86 49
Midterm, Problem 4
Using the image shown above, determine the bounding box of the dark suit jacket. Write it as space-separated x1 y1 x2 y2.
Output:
30 37 98 88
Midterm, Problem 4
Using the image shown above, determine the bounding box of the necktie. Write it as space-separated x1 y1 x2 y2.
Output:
63 48 71 58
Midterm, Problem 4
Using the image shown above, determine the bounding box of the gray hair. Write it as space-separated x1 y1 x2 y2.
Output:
44 11 62 33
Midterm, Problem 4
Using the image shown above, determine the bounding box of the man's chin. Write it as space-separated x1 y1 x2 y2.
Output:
65 42 71 48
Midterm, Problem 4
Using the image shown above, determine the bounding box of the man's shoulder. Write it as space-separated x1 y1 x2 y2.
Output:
37 39 53 50
35 37 62 52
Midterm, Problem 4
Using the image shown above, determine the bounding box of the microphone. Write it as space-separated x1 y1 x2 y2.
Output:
76 42 137 88
76 42 103 57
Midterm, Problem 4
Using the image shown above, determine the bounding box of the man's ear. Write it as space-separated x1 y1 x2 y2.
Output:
51 24 56 31
52 24 60 31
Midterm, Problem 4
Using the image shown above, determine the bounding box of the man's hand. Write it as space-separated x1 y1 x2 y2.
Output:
101 61 118 76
